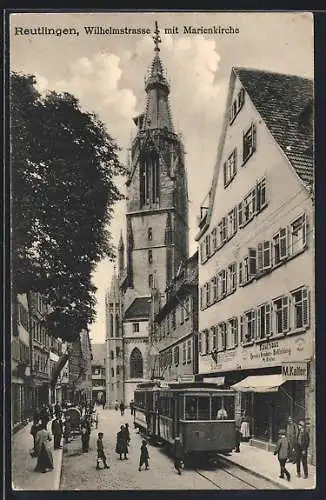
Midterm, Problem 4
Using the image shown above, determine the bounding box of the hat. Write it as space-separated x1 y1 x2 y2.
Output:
298 420 305 426
278 429 286 435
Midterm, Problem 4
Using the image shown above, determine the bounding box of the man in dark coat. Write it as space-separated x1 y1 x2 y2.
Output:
296 420 310 478
123 423 131 445
39 404 50 429
274 429 291 481
81 416 91 452
51 416 63 449
54 402 62 419
119 401 125 416
173 437 184 475
116 425 128 460
286 416 298 463
130 400 135 416
234 415 242 453
138 440 149 471
96 432 110 469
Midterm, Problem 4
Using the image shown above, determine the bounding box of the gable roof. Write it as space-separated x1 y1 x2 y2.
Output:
196 67 314 241
124 297 151 320
91 343 106 366
234 67 314 188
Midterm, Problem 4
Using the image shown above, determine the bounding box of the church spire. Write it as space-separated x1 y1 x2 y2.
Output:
107 265 120 303
139 21 174 133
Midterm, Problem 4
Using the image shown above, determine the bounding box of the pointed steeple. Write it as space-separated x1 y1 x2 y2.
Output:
141 21 174 133
107 266 120 303
118 231 125 275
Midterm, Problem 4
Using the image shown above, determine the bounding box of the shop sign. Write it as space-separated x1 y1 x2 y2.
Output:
203 376 225 386
282 362 308 380
178 375 195 383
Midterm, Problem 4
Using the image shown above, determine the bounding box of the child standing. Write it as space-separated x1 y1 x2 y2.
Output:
274 429 291 481
138 440 150 471
96 432 110 470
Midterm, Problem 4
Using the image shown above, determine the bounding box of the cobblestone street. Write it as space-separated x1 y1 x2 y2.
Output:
59 408 283 490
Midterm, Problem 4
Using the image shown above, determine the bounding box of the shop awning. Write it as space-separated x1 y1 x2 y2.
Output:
231 374 286 393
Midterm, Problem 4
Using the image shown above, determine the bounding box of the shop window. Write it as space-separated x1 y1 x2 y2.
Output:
256 303 271 340
291 287 309 330
273 296 289 335
223 149 237 187
273 228 288 265
290 214 307 255
243 122 256 163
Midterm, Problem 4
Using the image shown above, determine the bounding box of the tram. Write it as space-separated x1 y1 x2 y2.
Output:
133 380 236 459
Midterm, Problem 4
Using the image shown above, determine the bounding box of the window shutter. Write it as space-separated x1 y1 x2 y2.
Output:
239 261 243 286
233 205 238 233
302 214 307 247
238 201 243 227
256 307 261 340
257 243 263 272
223 162 227 186
282 296 289 332
252 311 256 340
280 228 288 259
302 288 310 327
263 241 272 269
240 315 244 343
266 303 271 336
234 318 238 347
252 123 257 152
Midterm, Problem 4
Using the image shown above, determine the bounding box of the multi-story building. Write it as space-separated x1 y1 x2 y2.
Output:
91 343 106 404
105 24 189 405
196 68 314 463
152 251 199 382
67 328 92 404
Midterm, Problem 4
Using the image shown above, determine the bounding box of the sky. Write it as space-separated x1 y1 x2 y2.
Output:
10 11 314 344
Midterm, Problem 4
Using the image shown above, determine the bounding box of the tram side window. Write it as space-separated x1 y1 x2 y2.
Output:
185 396 198 420
135 392 145 409
211 396 224 420
168 398 174 418
224 395 235 419
198 396 210 420
211 395 235 420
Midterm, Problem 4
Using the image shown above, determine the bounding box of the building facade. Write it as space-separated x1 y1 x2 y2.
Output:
105 25 189 405
152 252 198 382
67 328 93 404
196 68 314 463
91 343 106 404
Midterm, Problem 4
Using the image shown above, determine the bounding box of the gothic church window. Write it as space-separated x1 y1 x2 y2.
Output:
140 152 160 207
130 348 143 378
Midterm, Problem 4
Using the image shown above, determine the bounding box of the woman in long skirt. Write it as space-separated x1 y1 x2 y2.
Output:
34 425 54 473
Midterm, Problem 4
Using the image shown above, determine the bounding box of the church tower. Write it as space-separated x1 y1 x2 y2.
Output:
125 21 189 300
105 267 124 407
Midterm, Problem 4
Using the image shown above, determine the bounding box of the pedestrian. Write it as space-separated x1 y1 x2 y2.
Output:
39 404 50 429
286 416 298 464
240 412 251 441
96 432 110 469
138 439 150 471
130 400 135 416
173 436 184 475
217 406 228 420
116 425 128 460
51 416 63 449
296 420 310 479
123 423 131 445
30 417 41 455
119 401 125 416
63 416 71 444
54 401 62 419
234 415 242 453
115 400 119 411
274 429 291 481
81 416 91 452
102 400 105 410
34 423 54 473
94 409 99 429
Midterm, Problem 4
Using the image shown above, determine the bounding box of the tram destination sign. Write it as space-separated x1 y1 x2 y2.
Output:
281 361 308 380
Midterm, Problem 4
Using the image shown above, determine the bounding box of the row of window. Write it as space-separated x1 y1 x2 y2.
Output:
157 297 192 340
159 339 193 369
200 213 308 310
33 350 48 374
199 286 310 355
200 177 267 264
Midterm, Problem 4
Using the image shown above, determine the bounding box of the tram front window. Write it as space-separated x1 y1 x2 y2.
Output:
184 396 210 420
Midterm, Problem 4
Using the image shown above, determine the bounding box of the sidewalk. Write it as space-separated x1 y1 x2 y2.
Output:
219 442 316 490
12 420 63 490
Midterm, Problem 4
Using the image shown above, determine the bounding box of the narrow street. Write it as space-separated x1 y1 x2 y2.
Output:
60 408 281 490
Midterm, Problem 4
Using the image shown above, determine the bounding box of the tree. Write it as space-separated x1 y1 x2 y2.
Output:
11 72 126 341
